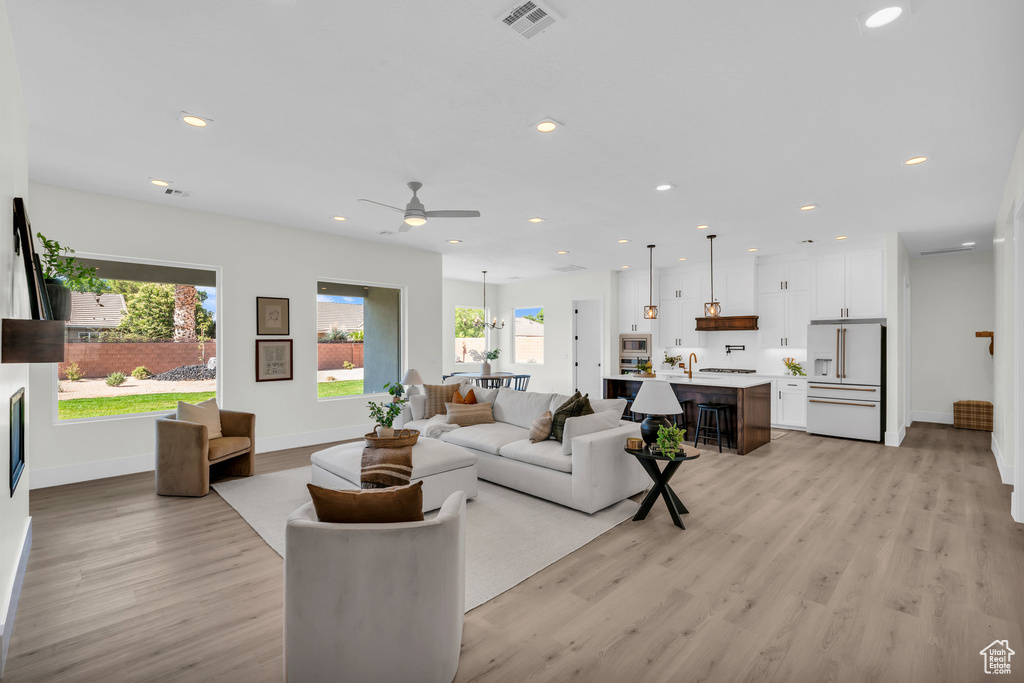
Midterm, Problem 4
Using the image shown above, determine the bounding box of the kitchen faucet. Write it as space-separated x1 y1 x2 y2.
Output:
686 352 698 380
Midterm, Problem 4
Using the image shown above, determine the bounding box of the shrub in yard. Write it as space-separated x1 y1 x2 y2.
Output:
64 362 84 381
348 330 364 341
324 375 337 381
132 366 152 379
343 361 355 370
106 371 127 387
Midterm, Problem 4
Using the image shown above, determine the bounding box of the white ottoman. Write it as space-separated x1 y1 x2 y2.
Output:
310 438 478 512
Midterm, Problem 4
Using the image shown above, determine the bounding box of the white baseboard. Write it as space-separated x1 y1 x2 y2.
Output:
30 424 373 489
991 434 1014 486
911 410 954 425
0 518 32 677
884 425 906 447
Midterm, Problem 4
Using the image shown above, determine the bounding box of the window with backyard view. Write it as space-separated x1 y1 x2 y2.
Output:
317 281 401 398
454 306 486 365
56 259 217 421
513 306 544 364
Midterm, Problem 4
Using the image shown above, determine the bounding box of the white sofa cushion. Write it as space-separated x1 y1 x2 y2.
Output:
458 380 499 404
549 393 573 414
402 418 431 433
561 410 622 455
409 394 426 421
492 388 556 430
590 397 627 416
440 422 530 455
499 438 572 473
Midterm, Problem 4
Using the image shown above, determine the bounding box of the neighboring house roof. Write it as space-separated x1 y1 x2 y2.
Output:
67 292 126 329
514 317 544 336
317 302 364 333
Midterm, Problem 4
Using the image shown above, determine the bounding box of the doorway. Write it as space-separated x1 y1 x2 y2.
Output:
572 298 603 397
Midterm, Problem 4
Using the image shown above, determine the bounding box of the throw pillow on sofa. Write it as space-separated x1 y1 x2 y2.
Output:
306 481 424 523
444 402 495 427
529 410 553 443
453 388 477 405
551 393 594 442
423 384 458 420
561 410 621 455
177 397 223 439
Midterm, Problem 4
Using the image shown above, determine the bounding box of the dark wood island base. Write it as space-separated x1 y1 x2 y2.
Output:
604 378 772 455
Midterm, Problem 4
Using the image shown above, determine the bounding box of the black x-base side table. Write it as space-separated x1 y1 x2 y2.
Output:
625 444 700 529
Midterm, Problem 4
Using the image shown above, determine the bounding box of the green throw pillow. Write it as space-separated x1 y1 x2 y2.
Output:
551 392 595 442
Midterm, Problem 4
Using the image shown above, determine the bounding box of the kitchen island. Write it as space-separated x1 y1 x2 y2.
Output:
603 374 772 455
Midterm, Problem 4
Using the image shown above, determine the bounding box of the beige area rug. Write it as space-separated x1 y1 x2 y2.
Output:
212 467 637 611
771 429 790 440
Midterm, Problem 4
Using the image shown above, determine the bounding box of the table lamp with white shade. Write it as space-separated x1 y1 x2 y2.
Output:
401 368 424 397
630 379 684 447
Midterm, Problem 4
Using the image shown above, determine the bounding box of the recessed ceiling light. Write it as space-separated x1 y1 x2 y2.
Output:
678 257 687 261
696 225 709 230
655 184 673 191
618 239 630 244
182 115 208 127
150 179 170 187
962 241 976 246
835 235 848 240
332 216 347 221
905 156 928 165
864 6 903 28
535 119 559 133
557 250 569 255
800 204 817 211
621 265 630 269
447 239 462 244
748 248 758 252
528 217 545 223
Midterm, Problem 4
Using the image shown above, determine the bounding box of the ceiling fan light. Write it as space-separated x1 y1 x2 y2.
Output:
404 216 427 227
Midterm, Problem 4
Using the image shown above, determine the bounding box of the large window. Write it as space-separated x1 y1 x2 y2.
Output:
57 258 217 421
454 306 485 365
513 306 544 364
317 281 401 398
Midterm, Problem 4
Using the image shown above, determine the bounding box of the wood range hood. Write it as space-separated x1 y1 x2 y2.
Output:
695 315 759 331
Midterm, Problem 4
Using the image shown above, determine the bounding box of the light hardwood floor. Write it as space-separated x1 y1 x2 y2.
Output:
4 425 1023 682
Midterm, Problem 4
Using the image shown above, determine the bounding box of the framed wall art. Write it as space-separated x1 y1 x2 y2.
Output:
256 296 289 335
255 339 293 382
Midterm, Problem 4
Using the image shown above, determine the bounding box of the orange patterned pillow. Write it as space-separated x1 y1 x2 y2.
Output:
453 388 477 405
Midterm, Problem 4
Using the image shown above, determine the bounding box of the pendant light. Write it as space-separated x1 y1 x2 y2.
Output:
643 245 658 320
481 271 504 329
704 235 722 317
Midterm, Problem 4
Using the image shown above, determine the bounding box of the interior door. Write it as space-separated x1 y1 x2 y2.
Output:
573 299 603 397
840 323 882 386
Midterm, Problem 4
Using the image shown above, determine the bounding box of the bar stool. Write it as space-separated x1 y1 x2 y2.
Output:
694 403 733 452
617 394 639 422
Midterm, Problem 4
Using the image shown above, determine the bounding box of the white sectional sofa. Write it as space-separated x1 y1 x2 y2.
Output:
396 382 648 514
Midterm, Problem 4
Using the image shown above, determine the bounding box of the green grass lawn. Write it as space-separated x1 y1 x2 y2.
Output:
317 380 364 398
58 391 217 420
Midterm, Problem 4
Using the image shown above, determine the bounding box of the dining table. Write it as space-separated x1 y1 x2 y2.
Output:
449 372 527 389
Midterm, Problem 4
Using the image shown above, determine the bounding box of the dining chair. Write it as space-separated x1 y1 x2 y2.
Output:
513 375 530 391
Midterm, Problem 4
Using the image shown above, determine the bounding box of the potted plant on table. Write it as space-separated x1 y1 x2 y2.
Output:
636 359 654 377
367 382 407 437
656 424 686 460
782 357 806 376
664 352 682 368
35 233 105 320
470 348 501 375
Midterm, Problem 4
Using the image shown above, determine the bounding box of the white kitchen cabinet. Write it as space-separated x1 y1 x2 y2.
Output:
758 260 809 294
700 264 755 315
618 272 655 334
659 270 699 300
810 249 884 320
777 379 807 428
757 289 809 348
657 295 702 347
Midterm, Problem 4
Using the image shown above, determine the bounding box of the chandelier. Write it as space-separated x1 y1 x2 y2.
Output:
481 271 504 330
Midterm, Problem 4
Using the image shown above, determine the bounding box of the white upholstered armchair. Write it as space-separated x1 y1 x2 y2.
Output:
284 491 467 683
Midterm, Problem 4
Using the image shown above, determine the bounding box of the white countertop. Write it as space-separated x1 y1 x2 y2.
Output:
659 371 807 382
603 374 773 389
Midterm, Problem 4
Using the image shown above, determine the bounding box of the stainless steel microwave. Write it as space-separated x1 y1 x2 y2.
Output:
619 334 652 356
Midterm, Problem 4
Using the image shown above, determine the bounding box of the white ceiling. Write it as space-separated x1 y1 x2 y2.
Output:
7 0 1024 283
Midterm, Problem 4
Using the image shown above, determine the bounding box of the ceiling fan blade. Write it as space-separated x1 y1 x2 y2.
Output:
424 210 481 218
398 221 413 233
358 198 404 213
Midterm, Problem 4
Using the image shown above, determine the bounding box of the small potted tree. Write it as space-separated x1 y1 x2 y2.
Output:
35 233 104 320
367 382 407 437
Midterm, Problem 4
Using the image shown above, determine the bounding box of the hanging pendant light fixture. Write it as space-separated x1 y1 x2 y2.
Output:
481 270 505 330
704 235 722 317
643 244 658 320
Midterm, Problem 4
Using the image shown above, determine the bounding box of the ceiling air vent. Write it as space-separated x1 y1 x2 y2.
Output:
919 245 975 256
499 1 560 41
378 230 395 236
553 265 585 272
163 188 191 198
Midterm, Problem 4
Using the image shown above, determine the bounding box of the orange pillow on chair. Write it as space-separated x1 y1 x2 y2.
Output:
453 388 477 405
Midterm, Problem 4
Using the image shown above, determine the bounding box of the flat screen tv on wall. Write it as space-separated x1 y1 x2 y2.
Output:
10 387 25 496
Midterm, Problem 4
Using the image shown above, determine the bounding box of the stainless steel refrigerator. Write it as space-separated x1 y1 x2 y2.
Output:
806 322 885 441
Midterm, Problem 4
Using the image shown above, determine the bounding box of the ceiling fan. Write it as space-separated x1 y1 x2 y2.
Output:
358 181 481 232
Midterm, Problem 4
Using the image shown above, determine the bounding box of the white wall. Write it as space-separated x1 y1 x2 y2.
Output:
885 233 910 446
910 251 994 423
994 127 1024 512
0 0 32 672
27 183 442 486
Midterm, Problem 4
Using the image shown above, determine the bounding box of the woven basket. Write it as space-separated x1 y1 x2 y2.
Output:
364 429 420 448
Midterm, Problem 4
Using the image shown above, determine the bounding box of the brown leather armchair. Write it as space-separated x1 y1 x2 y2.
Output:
155 410 256 496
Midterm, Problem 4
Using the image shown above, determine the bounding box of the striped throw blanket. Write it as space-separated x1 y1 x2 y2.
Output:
361 446 413 489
